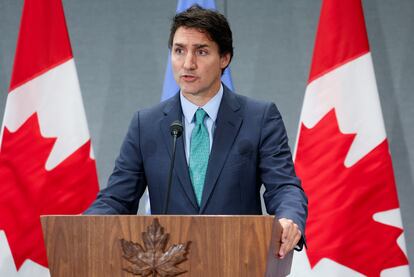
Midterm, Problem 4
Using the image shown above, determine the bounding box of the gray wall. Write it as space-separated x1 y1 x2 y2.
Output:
1 0 413 273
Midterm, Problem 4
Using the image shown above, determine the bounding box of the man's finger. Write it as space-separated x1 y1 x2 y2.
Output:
285 229 301 254
281 224 290 243
278 227 291 258
285 223 299 250
277 218 301 259
278 244 286 258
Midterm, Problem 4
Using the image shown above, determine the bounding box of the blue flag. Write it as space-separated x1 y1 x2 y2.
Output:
161 0 234 101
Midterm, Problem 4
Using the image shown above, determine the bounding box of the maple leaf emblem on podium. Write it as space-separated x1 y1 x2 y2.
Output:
120 218 189 277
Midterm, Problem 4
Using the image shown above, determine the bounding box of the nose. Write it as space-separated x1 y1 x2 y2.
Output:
183 52 196 70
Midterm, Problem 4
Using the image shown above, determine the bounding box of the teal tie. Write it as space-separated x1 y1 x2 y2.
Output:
189 108 210 205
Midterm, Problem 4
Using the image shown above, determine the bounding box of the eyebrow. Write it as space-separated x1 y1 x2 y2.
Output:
173 43 210 49
194 44 209 49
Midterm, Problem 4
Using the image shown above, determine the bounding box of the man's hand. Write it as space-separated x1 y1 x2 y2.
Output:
277 218 301 259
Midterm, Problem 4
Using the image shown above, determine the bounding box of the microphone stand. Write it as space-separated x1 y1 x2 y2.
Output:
163 121 183 214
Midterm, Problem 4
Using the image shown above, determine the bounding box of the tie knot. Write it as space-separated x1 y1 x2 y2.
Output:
195 108 207 125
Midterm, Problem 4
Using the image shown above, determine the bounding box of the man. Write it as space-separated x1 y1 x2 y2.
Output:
85 5 307 259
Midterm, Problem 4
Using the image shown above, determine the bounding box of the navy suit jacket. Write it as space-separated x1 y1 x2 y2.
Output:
85 86 307 238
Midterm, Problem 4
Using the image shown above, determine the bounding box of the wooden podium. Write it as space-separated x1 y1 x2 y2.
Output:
41 215 293 277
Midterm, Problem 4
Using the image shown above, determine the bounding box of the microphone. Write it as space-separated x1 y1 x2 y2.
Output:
170 120 183 137
163 120 183 214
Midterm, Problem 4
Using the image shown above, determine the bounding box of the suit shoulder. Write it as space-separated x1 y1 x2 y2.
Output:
132 94 179 120
231 92 278 115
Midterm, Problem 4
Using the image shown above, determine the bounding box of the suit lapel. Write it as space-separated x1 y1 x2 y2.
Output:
200 89 243 213
160 94 199 211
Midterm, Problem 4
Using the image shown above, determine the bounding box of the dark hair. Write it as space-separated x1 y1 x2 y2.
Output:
168 5 234 69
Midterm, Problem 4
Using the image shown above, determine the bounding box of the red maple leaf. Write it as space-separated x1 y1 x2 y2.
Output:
295 110 408 276
0 113 99 269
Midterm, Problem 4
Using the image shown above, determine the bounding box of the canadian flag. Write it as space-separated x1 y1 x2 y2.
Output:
291 0 410 276
0 0 99 276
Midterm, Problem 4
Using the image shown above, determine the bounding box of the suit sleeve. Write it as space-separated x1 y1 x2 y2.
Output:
84 111 147 214
259 103 308 248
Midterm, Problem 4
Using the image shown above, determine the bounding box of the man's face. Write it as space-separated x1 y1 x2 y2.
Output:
171 27 230 100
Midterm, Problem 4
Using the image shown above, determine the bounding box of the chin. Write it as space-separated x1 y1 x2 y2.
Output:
180 86 199 96
181 90 198 96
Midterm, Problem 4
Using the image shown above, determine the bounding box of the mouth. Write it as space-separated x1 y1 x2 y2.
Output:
180 74 198 82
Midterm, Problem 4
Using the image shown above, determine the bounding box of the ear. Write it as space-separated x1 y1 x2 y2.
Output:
220 53 231 69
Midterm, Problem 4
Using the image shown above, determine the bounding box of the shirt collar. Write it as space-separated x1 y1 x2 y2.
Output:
180 84 223 124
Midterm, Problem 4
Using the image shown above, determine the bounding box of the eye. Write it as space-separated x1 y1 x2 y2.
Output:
197 49 208 56
174 47 184 55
